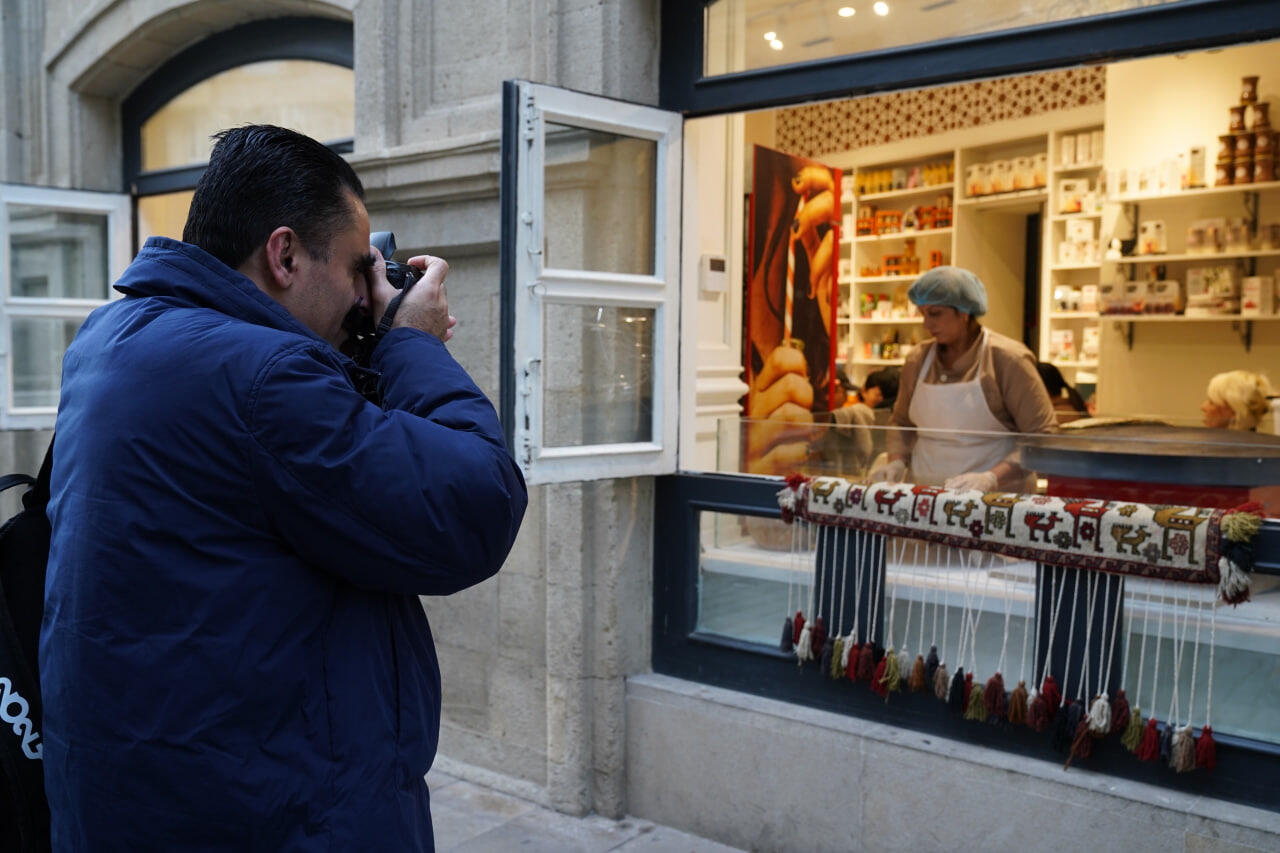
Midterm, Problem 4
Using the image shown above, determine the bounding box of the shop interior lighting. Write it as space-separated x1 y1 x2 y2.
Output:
874 1 889 15
838 6 855 16
770 38 784 50
764 30 777 40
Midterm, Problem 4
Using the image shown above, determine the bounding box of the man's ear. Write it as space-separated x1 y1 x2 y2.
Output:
264 226 300 290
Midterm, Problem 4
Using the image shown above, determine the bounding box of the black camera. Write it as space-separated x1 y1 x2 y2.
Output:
343 230 423 368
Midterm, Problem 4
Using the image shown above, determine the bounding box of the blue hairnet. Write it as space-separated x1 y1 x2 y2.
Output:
908 266 988 317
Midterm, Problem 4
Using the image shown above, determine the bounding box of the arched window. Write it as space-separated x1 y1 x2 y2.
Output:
122 17 354 248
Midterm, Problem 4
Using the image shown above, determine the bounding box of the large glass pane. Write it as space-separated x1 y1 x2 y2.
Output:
7 205 109 300
699 512 801 643
141 60 354 171
543 124 656 275
542 304 655 447
705 0 1182 75
11 316 82 409
137 191 195 244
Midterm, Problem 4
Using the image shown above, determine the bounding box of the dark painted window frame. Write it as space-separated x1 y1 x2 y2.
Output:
121 17 354 202
653 472 1280 812
661 0 1280 116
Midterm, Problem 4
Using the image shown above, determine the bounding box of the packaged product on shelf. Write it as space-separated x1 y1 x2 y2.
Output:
1187 218 1226 254
876 295 893 319
1060 134 1076 167
891 282 912 317
1234 157 1253 184
1159 159 1180 193
1140 165 1158 194
1145 279 1184 314
839 258 852 280
860 292 877 318
1190 146 1208 188
1012 156 1033 190
1057 178 1088 213
1122 280 1149 313
1099 279 1132 315
1230 104 1247 133
1242 75 1260 104
1262 223 1280 250
1066 218 1095 244
907 166 922 188
1215 160 1234 187
1255 156 1274 183
1235 132 1255 158
1081 326 1100 360
892 167 908 190
1224 218 1251 253
965 164 984 197
1091 130 1105 164
1217 134 1235 164
1138 220 1167 255
1080 284 1099 313
1053 285 1081 312
1050 329 1075 361
1241 276 1276 316
1075 132 1092 165
990 160 1012 194
1253 101 1271 131
1033 153 1048 187
1186 265 1240 316
1257 131 1275 157
1058 241 1080 266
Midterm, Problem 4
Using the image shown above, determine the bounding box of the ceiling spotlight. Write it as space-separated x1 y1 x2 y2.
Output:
764 31 777 40
874 1 889 14
770 38 784 50
838 6 855 16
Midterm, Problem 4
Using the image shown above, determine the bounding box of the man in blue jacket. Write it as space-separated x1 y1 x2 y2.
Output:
40 125 527 850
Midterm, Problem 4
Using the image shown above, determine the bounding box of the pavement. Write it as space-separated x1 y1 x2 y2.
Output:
427 769 744 852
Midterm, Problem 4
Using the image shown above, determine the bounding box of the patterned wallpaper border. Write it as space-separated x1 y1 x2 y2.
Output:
776 67 1106 158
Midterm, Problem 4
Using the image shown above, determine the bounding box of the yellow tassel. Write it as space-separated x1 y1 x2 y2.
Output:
831 637 845 679
964 680 987 721
880 648 901 699
1121 706 1144 752
1222 510 1262 543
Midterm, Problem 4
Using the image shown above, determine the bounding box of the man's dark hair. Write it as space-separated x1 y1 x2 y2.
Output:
863 367 900 408
183 124 365 270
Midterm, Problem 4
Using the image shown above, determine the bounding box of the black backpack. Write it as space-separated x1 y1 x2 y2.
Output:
0 441 53 853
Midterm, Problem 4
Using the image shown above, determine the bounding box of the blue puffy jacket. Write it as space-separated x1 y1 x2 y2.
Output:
40 238 527 850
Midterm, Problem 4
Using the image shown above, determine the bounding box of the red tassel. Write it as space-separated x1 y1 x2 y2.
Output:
1040 674 1061 710
1111 689 1131 734
1007 681 1028 725
1135 718 1161 762
855 642 875 681
845 643 862 682
784 472 810 491
908 655 927 692
1064 719 1094 770
792 611 805 645
810 617 827 660
1027 692 1051 732
963 671 975 706
870 657 889 697
1196 726 1217 771
982 673 1006 719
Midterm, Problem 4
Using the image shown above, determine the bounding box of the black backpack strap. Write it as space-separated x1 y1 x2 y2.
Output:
0 474 34 495
22 436 53 513
0 559 49 851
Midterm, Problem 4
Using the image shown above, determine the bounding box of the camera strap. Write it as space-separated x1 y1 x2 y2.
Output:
375 274 419 340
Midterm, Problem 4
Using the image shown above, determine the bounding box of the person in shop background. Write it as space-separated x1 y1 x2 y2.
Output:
41 125 527 849
1036 361 1089 425
860 366 900 411
1201 369 1275 431
744 158 839 475
867 266 1056 491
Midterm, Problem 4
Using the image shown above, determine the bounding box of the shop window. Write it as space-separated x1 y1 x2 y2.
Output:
0 186 130 427
703 0 1182 76
122 18 354 249
501 81 682 484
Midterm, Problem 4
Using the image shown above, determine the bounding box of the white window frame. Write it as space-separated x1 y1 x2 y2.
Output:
511 81 682 484
0 184 130 428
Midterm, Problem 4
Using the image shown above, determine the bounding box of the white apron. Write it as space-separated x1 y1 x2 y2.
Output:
907 329 1014 486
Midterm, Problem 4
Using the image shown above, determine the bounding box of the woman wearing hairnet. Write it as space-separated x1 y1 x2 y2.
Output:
867 266 1056 491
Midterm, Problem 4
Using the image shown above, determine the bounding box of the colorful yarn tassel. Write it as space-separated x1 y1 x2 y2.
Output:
1040 675 1061 711
1159 724 1174 764
1087 693 1111 735
1053 701 1082 754
810 617 827 661
879 648 902 700
1120 706 1144 753
846 642 863 682
1171 725 1196 773
1064 718 1093 769
819 637 834 679
780 617 794 653
1217 502 1263 604
925 645 939 685
964 678 987 721
908 655 927 692
792 611 805 646
870 655 889 698
932 663 950 701
1027 690 1052 732
982 673 1006 720
1007 681 1028 725
1196 725 1217 771
948 667 967 713
831 637 846 679
1111 689 1131 735
856 642 875 681
795 622 813 664
1135 718 1161 762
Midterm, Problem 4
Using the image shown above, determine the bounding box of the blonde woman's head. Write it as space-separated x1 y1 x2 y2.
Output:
1202 370 1275 431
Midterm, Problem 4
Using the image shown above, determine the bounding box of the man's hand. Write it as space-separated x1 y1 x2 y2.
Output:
392 255 457 342
746 344 814 475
